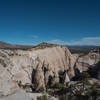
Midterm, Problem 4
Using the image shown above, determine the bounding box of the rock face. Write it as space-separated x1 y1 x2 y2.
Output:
0 44 76 96
0 92 58 100
0 92 43 100
75 51 100 73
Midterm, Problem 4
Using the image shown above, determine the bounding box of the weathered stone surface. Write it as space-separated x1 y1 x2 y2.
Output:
75 51 100 73
0 92 58 100
0 92 43 100
0 45 77 96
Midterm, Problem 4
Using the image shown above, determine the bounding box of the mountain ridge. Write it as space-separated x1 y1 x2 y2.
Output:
0 41 33 49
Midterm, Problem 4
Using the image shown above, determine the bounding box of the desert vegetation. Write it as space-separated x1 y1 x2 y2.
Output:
36 70 100 100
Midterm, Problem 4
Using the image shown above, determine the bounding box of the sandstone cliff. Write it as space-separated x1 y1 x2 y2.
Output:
0 44 76 96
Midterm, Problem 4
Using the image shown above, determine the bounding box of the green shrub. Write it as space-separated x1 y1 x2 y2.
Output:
59 94 68 100
17 81 31 89
78 72 90 81
91 85 100 96
22 83 30 89
51 83 66 90
37 95 48 100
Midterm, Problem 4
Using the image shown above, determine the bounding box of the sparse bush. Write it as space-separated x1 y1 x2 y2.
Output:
37 95 48 100
90 85 100 97
22 83 31 89
17 81 31 89
78 72 90 81
38 86 45 92
50 83 66 90
59 94 68 100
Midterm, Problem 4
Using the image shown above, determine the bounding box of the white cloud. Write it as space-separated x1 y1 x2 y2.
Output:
48 37 100 46
47 40 67 45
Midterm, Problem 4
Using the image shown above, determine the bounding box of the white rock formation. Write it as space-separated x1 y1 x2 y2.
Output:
75 52 100 72
0 45 77 96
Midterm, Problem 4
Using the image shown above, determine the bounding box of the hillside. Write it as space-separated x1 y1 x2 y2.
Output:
0 41 33 49
67 45 100 54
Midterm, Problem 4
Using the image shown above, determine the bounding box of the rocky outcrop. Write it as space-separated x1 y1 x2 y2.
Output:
75 50 100 73
0 92 58 100
0 44 77 96
0 92 44 100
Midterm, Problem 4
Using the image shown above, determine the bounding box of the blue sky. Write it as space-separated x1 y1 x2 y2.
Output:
0 0 100 45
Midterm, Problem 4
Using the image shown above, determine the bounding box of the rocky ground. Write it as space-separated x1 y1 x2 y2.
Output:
0 43 100 100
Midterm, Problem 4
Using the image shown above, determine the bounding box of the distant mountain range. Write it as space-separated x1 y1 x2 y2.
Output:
67 45 100 54
0 41 33 49
0 41 99 53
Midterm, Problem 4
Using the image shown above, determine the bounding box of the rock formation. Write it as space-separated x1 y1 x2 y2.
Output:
74 49 100 73
0 43 77 96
